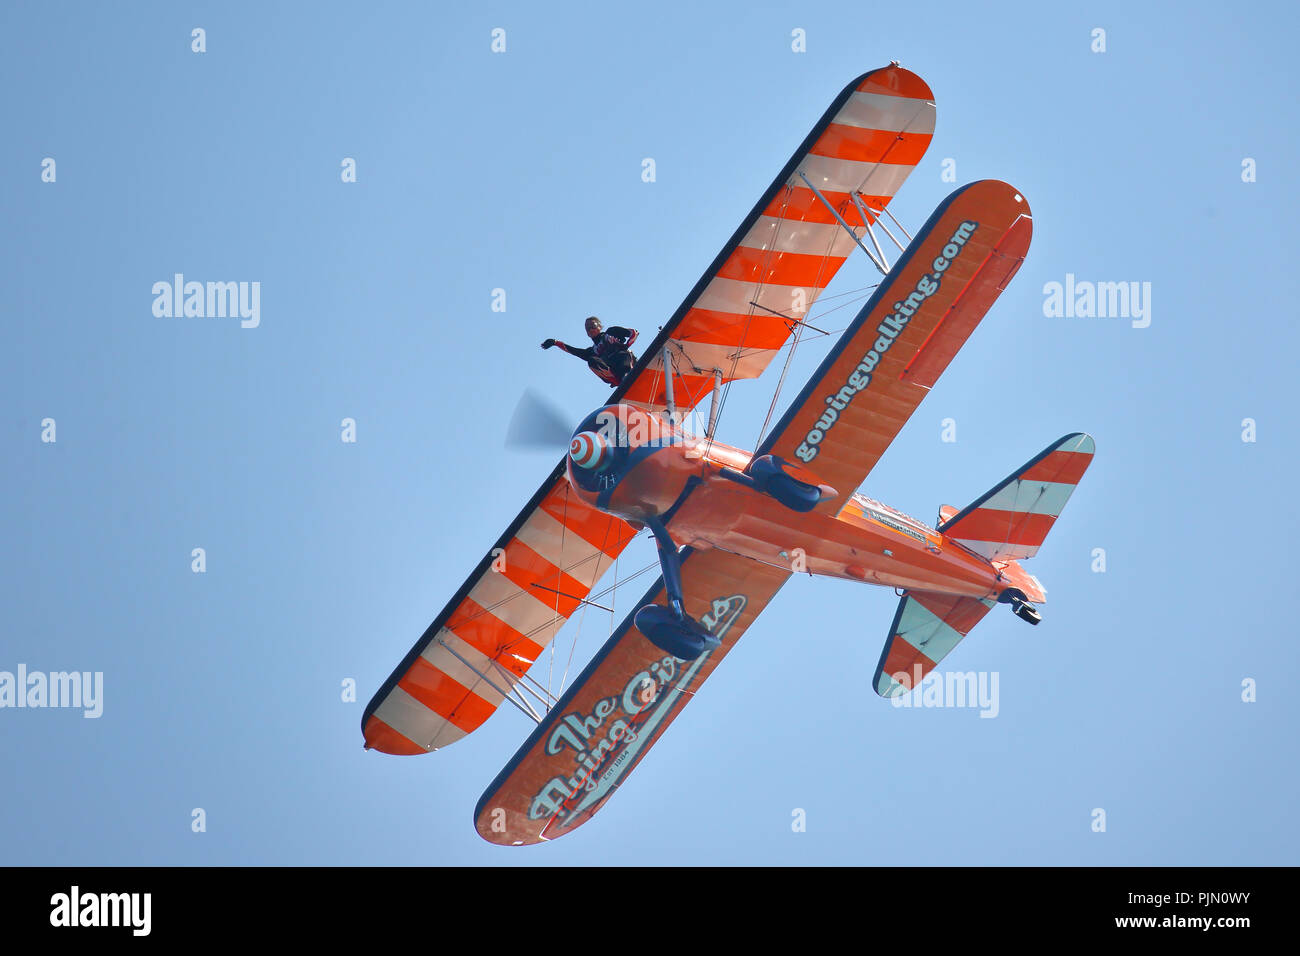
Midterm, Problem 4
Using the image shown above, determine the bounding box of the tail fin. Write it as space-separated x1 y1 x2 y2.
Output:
940 433 1095 562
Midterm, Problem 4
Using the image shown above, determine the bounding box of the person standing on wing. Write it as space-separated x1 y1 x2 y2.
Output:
541 316 639 387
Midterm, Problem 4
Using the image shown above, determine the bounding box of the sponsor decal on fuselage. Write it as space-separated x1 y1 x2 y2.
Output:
868 508 928 544
795 220 979 464
528 595 747 826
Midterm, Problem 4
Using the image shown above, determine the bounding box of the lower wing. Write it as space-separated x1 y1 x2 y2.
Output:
474 547 790 845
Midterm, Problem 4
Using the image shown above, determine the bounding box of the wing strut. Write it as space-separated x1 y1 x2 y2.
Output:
706 368 722 440
877 201 914 244
662 344 678 425
433 634 545 724
796 170 889 276
509 667 561 714
854 194 912 262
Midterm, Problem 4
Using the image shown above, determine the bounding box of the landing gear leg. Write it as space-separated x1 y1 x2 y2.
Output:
633 516 721 660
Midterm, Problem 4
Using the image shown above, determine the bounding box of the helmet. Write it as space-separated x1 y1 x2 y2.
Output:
584 316 603 337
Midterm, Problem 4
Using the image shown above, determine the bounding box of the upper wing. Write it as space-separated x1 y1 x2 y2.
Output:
614 64 936 415
362 462 639 754
753 179 1033 513
364 66 934 757
474 547 790 845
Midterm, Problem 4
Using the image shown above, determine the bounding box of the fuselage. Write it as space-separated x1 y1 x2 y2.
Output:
565 405 1039 602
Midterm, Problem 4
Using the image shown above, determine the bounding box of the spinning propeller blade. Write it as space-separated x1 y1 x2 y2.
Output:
506 389 576 450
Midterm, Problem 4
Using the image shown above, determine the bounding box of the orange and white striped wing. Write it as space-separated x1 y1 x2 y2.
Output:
617 64 936 414
362 463 638 755
940 434 1096 562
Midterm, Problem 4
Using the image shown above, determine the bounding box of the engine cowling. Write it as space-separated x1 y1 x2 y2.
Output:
563 404 696 519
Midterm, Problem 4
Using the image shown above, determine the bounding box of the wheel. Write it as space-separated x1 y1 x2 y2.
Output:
634 604 721 660
1014 602 1041 625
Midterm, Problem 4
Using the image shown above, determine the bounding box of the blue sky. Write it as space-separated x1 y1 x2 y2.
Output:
2 0 1297 865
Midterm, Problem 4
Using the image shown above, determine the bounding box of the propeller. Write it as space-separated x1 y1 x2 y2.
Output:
506 388 578 451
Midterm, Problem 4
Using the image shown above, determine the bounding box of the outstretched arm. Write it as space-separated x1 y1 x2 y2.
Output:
541 339 596 361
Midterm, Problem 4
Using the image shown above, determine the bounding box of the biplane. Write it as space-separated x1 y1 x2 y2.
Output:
362 63 1094 845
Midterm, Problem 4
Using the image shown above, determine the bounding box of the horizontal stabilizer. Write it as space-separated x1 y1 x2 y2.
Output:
940 434 1095 562
874 590 997 697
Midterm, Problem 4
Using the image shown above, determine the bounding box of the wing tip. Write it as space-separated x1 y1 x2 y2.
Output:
1059 432 1096 456
874 676 902 699
854 63 935 102
361 715 428 756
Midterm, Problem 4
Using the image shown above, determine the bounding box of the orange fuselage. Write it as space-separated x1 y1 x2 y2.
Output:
564 405 1040 604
